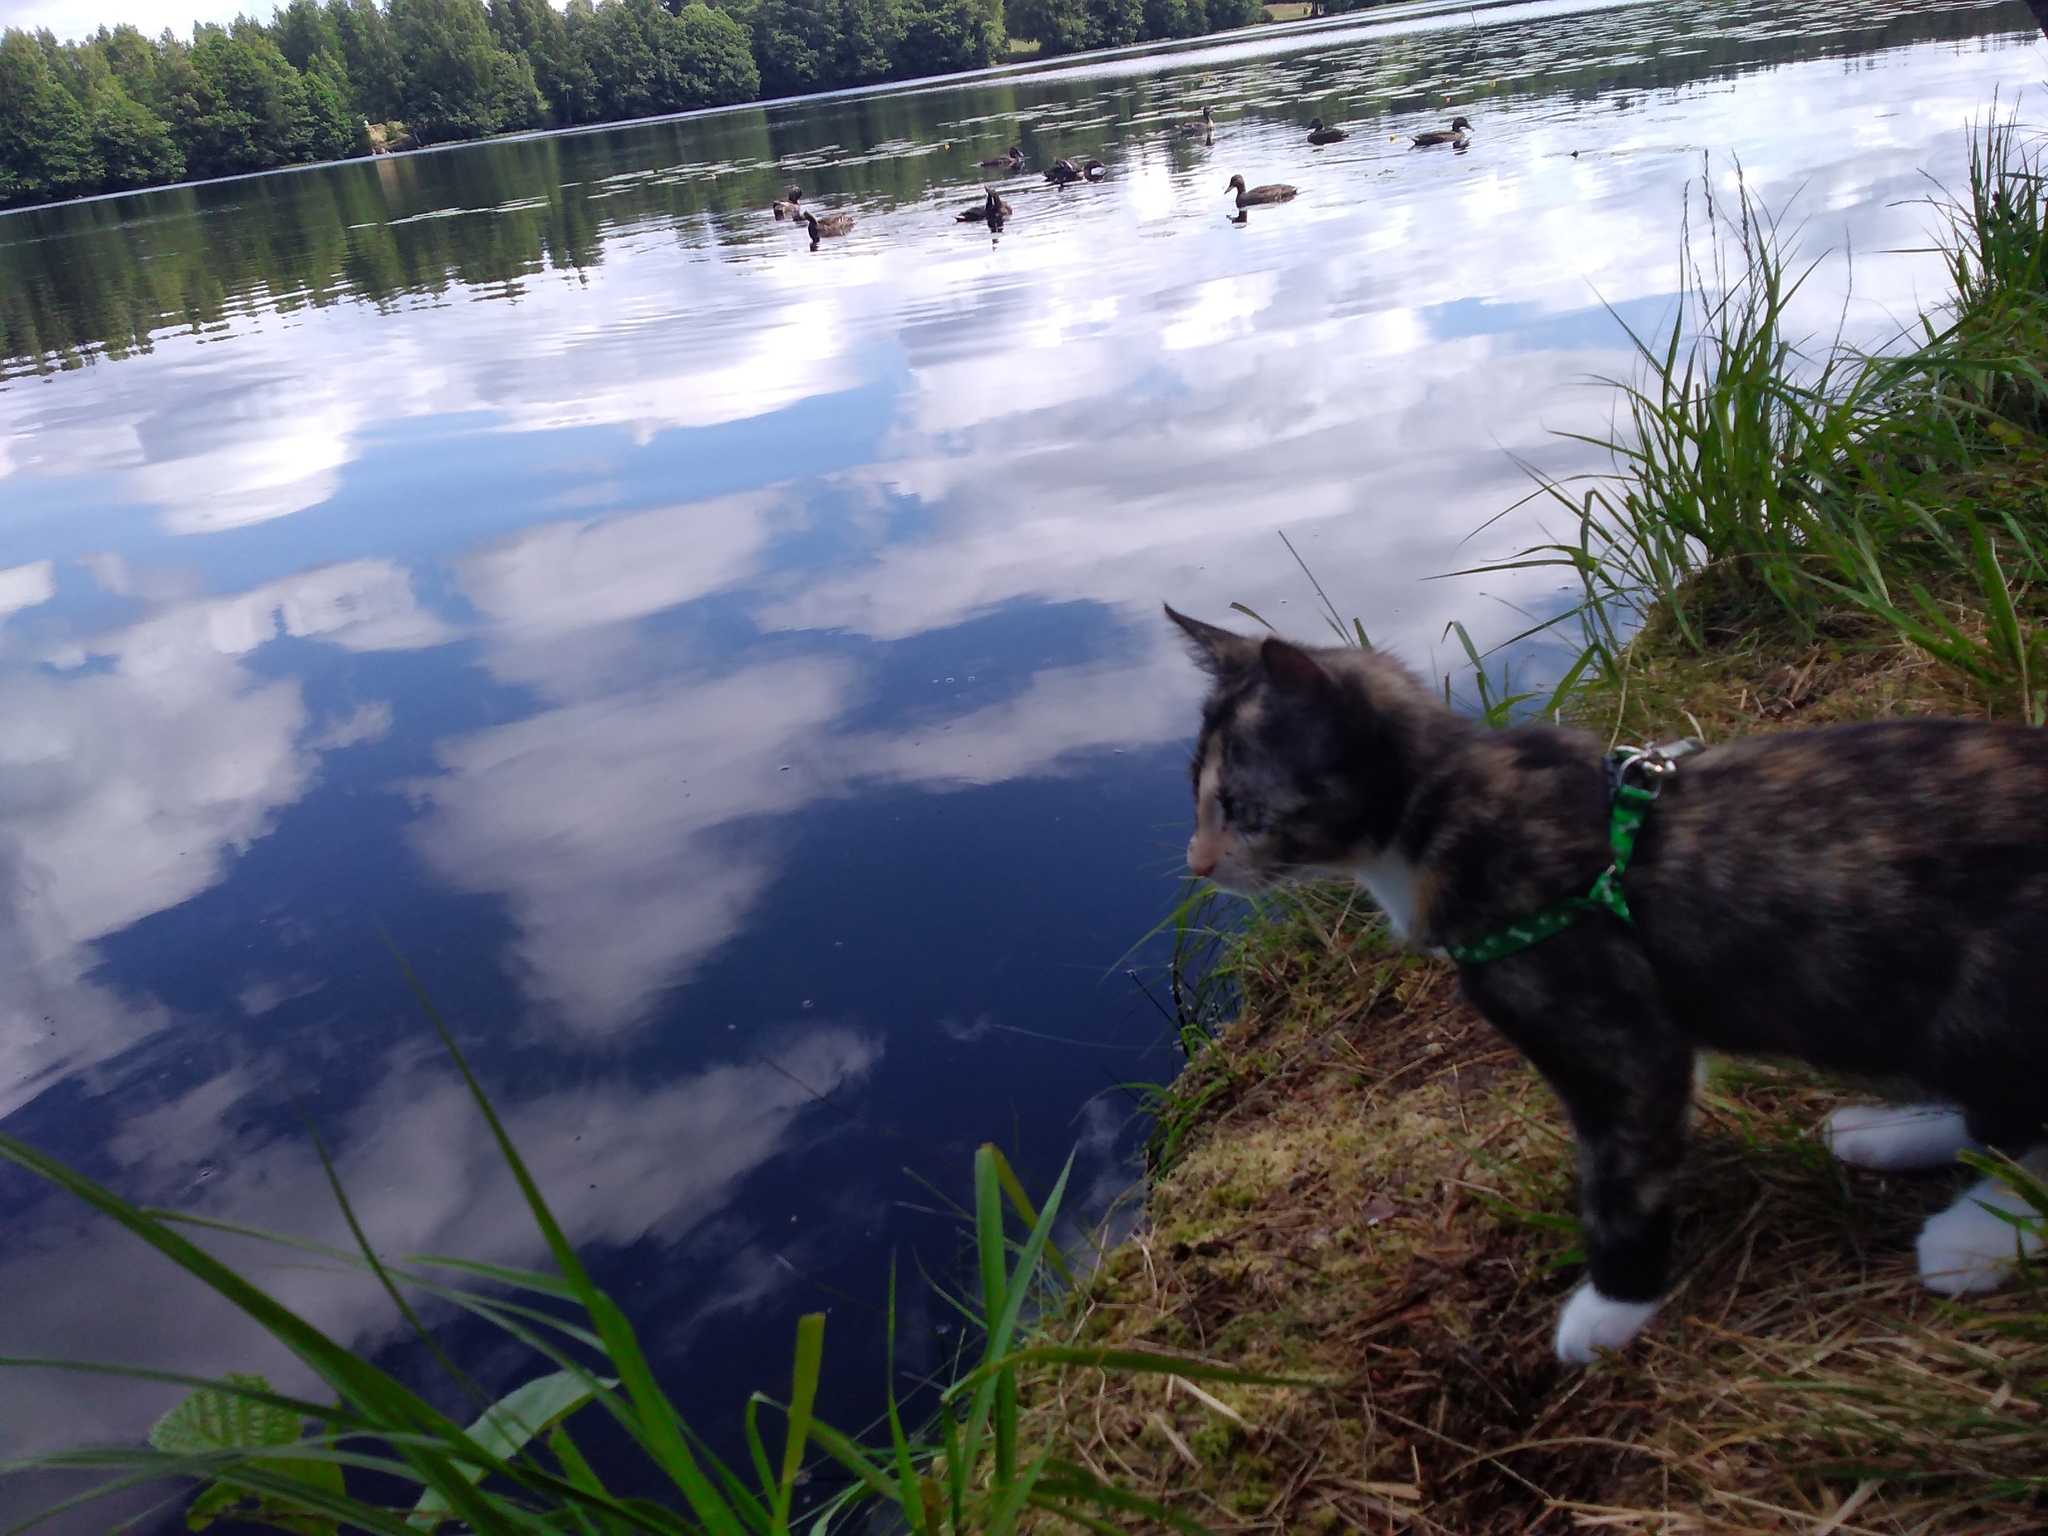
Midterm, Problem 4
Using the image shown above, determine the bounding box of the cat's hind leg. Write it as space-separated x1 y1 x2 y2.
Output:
1822 1103 1978 1170
1917 1146 2048 1295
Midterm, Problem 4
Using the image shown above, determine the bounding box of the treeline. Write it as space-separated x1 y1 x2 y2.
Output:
0 0 1262 210
1007 0 1257 58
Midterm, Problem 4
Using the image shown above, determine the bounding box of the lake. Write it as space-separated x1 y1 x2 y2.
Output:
0 0 2040 1513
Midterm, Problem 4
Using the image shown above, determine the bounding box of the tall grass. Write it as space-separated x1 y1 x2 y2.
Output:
1496 120 2048 718
0 972 1311 1536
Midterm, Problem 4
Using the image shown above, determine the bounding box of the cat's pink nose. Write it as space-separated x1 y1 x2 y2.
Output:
1187 842 1217 878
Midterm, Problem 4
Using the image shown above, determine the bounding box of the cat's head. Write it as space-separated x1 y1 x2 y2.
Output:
1166 606 1440 893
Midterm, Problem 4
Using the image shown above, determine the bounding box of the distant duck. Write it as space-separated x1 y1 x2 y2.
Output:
1045 157 1106 186
1225 173 1296 208
956 187 1013 223
1177 105 1214 139
1306 118 1348 145
977 145 1025 171
804 210 855 247
1411 115 1471 148
771 184 804 219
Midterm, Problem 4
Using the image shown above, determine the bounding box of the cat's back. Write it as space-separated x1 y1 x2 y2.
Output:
1640 716 2048 923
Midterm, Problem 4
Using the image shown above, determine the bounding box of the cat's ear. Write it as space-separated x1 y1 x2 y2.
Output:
1165 605 1259 676
1259 637 1333 700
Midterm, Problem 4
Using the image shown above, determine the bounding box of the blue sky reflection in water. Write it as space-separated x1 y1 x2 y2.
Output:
0 0 2042 1501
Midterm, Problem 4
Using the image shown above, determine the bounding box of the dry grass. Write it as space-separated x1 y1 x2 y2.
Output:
1020 627 2048 1533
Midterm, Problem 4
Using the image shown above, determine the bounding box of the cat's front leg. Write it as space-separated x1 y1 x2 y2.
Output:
1551 1079 1689 1363
1461 944 1693 1365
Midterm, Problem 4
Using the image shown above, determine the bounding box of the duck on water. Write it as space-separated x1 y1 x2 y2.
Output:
1411 115 1471 148
771 185 803 219
1045 157 1107 186
956 187 1012 226
1225 174 1296 209
1306 118 1348 145
977 145 1026 171
803 210 855 247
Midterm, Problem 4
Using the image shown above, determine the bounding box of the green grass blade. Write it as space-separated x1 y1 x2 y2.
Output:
774 1314 825 1529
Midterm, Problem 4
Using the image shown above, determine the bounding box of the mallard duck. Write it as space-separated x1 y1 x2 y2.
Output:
804 210 855 247
956 187 1013 223
1306 118 1347 145
1044 157 1106 186
1177 105 1214 140
1411 115 1471 148
771 185 804 219
1225 174 1296 208
977 145 1025 171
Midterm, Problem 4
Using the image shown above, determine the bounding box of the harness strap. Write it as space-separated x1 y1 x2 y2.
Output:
1445 741 1697 966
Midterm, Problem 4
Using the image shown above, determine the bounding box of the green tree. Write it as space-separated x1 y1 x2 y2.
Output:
1140 0 1202 39
273 0 344 69
326 0 404 121
63 41 186 188
89 77 183 187
301 46 363 156
159 22 315 177
0 28 99 204
91 24 169 111
734 0 902 96
391 0 543 141
491 0 589 122
577 0 756 119
892 0 998 75
1202 0 1261 30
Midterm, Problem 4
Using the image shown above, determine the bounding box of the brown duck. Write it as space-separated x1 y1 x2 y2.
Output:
771 185 804 219
1177 105 1214 140
1411 115 1471 148
1225 174 1296 208
804 210 855 247
977 145 1025 171
956 187 1013 223
1306 118 1347 145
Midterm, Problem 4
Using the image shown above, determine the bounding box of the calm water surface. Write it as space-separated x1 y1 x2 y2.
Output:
0 0 2040 1502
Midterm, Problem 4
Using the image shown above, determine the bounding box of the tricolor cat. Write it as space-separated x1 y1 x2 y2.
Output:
1169 608 2048 1363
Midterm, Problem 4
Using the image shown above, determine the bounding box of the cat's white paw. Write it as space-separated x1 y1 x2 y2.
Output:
1554 1281 1658 1364
1823 1103 1977 1171
1918 1175 2044 1295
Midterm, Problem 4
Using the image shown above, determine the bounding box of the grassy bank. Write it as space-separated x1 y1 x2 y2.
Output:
1016 125 2048 1531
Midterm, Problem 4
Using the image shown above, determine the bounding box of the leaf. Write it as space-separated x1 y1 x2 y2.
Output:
147 1377 349 1536
150 1375 303 1455
409 1371 605 1529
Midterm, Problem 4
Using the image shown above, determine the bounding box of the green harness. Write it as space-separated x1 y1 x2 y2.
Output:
1445 741 1699 966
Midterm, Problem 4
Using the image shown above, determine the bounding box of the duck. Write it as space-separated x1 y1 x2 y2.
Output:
803 210 855 247
771 185 804 220
956 187 1013 223
1411 115 1471 148
1225 174 1296 208
1306 118 1348 145
977 145 1026 171
1045 156 1107 186
1177 105 1214 140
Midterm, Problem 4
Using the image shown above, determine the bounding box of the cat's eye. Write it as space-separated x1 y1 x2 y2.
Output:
1218 792 1267 834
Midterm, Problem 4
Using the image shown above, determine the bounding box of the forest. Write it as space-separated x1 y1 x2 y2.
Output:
0 0 1266 208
